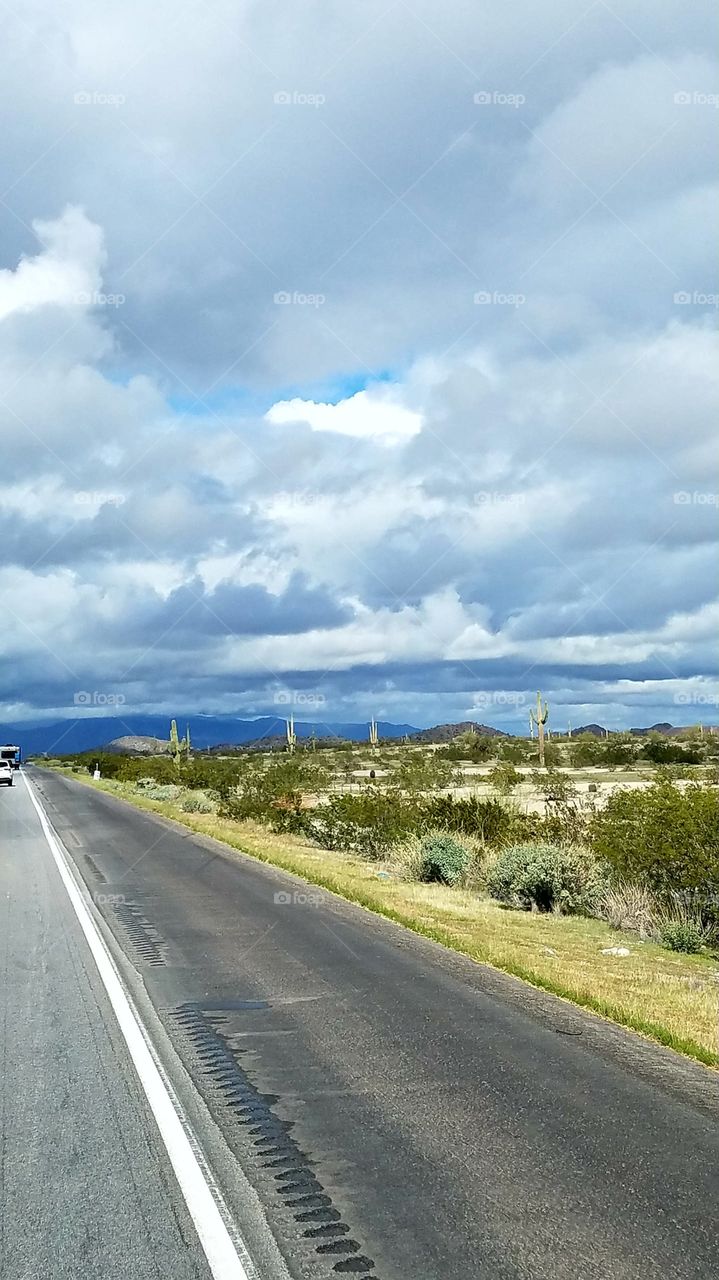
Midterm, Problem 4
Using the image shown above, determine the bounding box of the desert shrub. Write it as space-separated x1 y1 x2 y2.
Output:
138 782 184 802
487 842 609 915
392 753 459 793
569 736 604 767
389 830 484 888
305 789 415 857
220 758 329 832
530 769 578 808
437 732 496 762
529 769 588 845
589 781 719 906
418 833 470 886
180 792 215 813
498 739 535 764
487 761 521 795
660 921 703 954
597 882 657 937
420 795 514 844
642 737 702 765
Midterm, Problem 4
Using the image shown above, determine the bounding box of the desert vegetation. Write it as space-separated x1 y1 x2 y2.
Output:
43 720 719 1063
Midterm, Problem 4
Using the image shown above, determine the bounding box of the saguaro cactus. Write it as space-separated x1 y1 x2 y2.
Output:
286 714 296 754
170 719 191 764
369 717 379 749
529 692 549 767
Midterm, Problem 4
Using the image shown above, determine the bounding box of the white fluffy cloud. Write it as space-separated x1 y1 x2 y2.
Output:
266 389 422 444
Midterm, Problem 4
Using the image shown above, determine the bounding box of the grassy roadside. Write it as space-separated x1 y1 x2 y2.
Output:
48 768 719 1067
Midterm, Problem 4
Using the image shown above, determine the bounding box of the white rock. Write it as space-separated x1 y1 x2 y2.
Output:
601 946 631 956
541 947 558 955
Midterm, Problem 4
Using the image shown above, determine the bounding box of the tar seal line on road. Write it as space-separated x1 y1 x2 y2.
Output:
22 770 260 1280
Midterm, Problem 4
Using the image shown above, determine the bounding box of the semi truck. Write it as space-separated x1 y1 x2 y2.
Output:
0 744 21 769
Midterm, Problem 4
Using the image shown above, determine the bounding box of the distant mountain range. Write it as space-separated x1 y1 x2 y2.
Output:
0 714 705 757
0 714 419 756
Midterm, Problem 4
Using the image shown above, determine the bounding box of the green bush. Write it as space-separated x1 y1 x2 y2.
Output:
392 753 459 792
180 792 215 813
642 737 702 765
219 758 329 832
305 790 415 857
418 833 469 886
590 781 719 903
137 782 184 802
660 921 703 954
487 842 609 915
487 761 521 795
420 795 514 844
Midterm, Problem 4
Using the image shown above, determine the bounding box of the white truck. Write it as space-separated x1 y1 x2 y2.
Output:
0 744 21 771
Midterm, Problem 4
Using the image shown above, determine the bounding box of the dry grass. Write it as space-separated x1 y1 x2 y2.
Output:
54 769 719 1066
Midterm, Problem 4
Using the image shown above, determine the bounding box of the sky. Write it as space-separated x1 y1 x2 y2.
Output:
0 0 717 733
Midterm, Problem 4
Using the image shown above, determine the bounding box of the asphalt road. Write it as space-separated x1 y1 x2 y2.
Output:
3 767 719 1280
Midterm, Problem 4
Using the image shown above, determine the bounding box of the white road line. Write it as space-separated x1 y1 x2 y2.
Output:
23 772 257 1280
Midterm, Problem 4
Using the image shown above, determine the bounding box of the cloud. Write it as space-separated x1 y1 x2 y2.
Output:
0 206 105 321
0 3 716 730
266 388 422 444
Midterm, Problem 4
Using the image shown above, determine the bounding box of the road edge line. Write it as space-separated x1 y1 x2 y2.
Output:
23 770 258 1280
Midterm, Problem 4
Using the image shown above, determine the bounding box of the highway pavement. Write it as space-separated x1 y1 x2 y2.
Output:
2 765 718 1280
